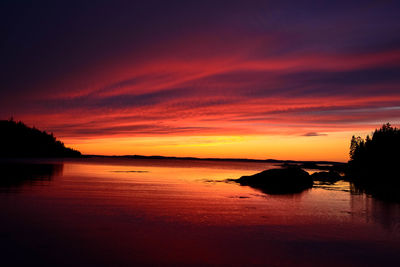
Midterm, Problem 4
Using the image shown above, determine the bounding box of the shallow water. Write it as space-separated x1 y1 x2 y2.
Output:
0 158 399 266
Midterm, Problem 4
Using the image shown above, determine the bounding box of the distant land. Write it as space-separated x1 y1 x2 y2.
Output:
85 154 342 164
83 154 346 171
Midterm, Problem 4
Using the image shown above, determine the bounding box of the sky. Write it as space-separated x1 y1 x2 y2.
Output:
1 0 400 161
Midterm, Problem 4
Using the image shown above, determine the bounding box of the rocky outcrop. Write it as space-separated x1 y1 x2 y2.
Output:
311 171 342 183
235 167 313 194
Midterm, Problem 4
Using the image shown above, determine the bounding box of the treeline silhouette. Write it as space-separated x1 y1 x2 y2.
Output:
0 119 81 157
348 123 400 201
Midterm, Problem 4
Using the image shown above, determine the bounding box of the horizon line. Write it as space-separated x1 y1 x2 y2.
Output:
82 154 346 164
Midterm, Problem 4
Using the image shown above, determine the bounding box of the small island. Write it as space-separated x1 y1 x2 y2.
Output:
0 119 81 158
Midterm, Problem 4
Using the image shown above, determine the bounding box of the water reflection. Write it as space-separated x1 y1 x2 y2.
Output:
247 186 310 198
313 180 351 193
0 162 63 189
350 193 400 236
0 158 399 266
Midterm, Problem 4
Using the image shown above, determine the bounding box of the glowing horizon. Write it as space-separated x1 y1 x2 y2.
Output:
59 128 384 162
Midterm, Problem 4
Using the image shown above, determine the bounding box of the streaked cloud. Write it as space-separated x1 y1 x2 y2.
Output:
302 132 327 137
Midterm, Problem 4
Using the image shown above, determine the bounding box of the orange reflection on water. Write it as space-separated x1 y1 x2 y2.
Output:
1 158 399 266
53 159 355 227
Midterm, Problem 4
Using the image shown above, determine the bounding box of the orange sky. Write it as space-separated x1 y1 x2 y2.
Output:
65 133 353 162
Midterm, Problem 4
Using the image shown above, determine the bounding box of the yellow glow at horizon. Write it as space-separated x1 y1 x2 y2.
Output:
63 131 369 162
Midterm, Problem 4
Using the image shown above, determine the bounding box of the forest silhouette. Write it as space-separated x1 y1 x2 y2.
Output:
0 119 81 157
348 123 400 201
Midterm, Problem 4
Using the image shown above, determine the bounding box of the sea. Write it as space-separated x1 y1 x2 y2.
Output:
0 157 399 266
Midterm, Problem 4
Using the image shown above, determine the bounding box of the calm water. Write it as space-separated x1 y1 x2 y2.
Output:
0 158 399 266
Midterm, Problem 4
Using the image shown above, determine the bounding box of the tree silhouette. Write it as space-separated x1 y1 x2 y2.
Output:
348 123 400 201
0 119 81 158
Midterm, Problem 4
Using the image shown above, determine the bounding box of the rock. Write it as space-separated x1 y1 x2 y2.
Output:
235 167 313 194
311 171 341 183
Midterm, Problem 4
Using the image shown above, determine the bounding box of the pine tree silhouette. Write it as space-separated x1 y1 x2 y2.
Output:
0 119 81 157
348 123 400 201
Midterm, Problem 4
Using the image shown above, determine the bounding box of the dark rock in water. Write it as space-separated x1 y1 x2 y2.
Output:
311 171 341 183
235 167 313 194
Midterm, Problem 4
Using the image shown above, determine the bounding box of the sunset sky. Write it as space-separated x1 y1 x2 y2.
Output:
1 1 400 161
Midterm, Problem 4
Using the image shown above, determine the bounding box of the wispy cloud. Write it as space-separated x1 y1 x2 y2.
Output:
302 132 327 137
